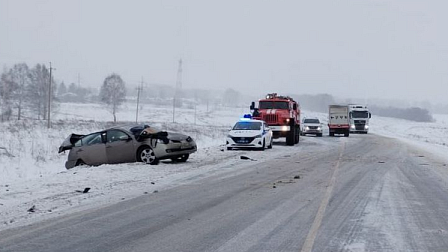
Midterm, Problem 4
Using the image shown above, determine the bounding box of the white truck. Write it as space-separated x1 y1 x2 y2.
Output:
348 104 371 134
328 105 350 137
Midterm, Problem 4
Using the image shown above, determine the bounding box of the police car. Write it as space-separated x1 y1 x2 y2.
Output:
226 115 273 150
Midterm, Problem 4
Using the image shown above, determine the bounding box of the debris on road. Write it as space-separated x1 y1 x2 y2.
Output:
75 187 91 193
294 175 301 179
27 205 36 213
240 156 256 161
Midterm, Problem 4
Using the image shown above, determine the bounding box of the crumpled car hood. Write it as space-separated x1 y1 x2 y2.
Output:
59 134 84 153
166 132 189 141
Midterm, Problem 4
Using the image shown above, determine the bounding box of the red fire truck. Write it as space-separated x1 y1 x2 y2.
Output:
250 93 300 146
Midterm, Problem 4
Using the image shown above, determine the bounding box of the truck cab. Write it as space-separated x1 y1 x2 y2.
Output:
250 93 300 146
348 104 371 134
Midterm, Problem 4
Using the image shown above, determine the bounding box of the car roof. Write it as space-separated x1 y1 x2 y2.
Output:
107 124 151 133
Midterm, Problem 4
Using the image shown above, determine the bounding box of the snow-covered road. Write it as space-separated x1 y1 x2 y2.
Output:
1 103 448 251
1 134 448 252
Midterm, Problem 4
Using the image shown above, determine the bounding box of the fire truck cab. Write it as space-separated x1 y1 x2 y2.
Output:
250 93 300 146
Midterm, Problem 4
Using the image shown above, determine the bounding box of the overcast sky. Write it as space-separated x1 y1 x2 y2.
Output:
1 0 447 103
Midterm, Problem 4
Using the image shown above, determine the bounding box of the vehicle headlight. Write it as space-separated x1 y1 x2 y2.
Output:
365 125 369 129
305 126 309 130
254 134 262 138
351 124 355 129
317 127 321 130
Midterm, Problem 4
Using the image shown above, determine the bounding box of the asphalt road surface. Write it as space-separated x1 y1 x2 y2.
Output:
1 134 448 252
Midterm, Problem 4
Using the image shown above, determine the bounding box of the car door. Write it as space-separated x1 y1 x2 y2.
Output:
76 132 107 165
264 123 272 144
105 129 136 164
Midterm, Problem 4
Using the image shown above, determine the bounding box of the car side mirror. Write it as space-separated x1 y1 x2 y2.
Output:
369 113 372 118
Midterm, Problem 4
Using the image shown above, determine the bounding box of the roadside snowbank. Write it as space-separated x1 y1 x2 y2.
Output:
370 114 448 162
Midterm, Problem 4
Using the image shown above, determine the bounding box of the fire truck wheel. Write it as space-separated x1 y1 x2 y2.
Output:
286 131 294 146
295 127 300 144
286 120 295 146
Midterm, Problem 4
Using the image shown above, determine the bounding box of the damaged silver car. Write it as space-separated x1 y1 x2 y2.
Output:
59 125 197 169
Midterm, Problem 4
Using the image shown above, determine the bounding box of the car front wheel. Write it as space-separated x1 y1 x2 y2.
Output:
138 146 159 165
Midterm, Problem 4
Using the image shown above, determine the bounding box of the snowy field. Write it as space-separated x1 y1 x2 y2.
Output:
1 102 447 231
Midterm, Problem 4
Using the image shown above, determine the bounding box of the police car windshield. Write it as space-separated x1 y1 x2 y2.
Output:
233 122 261 130
259 101 289 109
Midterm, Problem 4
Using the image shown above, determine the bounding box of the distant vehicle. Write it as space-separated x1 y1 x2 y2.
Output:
328 105 350 137
226 116 273 150
250 93 300 146
59 125 197 168
349 104 371 134
301 118 323 137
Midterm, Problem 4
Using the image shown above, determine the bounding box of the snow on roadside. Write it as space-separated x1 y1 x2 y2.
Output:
0 136 334 231
370 114 448 163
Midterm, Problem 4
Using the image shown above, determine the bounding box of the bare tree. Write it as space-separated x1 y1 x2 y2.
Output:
100 73 126 123
222 88 240 107
0 67 15 121
28 64 53 120
58 82 67 97
9 63 31 120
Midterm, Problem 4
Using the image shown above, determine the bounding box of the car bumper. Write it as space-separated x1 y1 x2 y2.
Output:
156 142 197 159
270 126 290 132
65 160 77 169
226 137 264 148
302 129 322 134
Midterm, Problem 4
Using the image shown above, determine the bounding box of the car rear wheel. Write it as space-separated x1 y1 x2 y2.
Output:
138 146 159 165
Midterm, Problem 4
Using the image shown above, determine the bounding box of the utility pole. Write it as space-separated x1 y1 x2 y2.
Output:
47 62 54 129
173 58 183 123
136 77 143 123
194 101 197 125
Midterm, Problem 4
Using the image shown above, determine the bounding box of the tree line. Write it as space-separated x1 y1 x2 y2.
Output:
1 63 127 123
0 63 56 121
